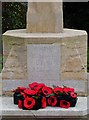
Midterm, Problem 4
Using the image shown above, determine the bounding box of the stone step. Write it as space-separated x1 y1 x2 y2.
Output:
1 96 88 119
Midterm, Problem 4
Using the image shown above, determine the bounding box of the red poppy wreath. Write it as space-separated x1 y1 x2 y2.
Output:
12 82 78 110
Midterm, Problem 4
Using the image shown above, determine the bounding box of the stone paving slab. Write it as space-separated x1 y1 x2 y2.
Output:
1 97 88 118
1 117 89 120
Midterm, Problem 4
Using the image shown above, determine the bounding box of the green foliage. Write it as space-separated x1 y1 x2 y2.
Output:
2 2 27 33
63 3 89 32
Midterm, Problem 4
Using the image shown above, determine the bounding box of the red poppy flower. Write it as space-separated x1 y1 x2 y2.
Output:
42 97 47 108
70 92 77 98
24 97 35 109
63 87 75 94
18 100 22 109
37 89 42 96
47 96 57 106
60 100 70 109
42 86 53 96
35 84 45 92
17 87 26 91
54 87 63 94
38 83 45 88
29 82 45 90
29 82 38 89
24 89 38 95
20 92 27 98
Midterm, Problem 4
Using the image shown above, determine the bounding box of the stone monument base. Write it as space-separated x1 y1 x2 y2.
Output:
2 28 87 96
1 96 88 118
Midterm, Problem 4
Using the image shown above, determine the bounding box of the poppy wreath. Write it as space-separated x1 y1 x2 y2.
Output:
12 82 78 110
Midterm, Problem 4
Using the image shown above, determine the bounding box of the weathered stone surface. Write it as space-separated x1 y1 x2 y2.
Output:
61 35 87 81
2 46 27 80
2 79 87 96
27 2 63 33
1 97 88 117
2 28 87 96
27 44 61 83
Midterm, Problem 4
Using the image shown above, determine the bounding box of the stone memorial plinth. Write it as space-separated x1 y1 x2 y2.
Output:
2 1 88 96
2 29 87 96
1 97 88 118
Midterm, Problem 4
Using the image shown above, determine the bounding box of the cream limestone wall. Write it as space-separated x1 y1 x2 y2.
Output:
2 29 87 96
27 2 63 33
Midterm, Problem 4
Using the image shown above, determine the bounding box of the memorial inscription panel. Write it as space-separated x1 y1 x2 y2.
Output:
27 44 61 86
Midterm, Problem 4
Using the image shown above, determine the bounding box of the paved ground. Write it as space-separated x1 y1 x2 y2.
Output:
1 115 89 120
